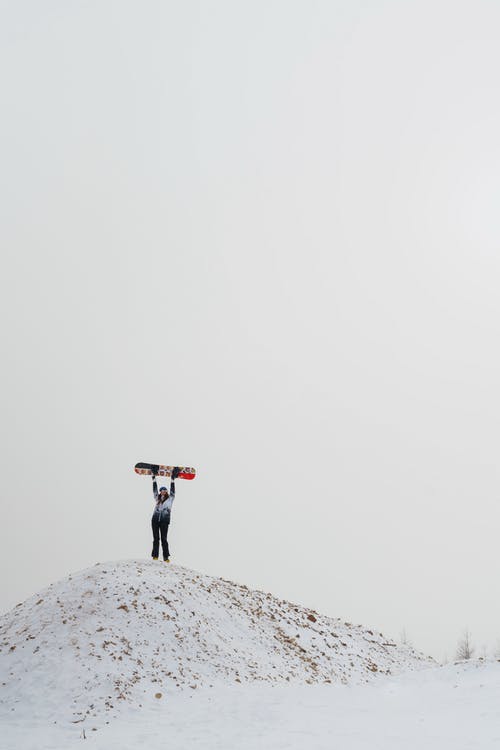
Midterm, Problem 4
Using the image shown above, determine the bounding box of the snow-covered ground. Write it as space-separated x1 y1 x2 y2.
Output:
1 560 498 749
3 660 499 750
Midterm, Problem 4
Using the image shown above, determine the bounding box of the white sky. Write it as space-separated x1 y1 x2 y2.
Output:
1 0 499 661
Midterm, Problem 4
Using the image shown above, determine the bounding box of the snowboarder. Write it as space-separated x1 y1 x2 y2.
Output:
151 467 180 562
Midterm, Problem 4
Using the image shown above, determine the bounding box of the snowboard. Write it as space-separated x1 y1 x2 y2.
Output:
134 462 196 481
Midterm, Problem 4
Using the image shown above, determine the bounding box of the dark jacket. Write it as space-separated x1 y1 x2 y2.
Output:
152 478 175 522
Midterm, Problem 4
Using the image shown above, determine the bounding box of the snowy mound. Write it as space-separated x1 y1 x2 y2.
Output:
0 560 432 725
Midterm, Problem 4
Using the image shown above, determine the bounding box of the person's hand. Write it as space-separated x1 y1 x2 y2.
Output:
172 466 180 479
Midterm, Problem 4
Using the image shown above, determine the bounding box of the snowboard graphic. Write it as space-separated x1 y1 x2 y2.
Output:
134 462 196 481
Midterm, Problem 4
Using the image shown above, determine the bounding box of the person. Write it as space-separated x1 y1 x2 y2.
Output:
151 467 180 562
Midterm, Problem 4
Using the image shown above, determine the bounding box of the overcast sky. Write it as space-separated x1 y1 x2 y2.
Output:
1 0 499 660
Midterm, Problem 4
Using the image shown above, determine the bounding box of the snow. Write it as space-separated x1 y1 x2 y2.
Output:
1 560 498 749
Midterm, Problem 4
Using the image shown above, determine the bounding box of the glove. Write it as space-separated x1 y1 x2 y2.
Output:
171 466 180 479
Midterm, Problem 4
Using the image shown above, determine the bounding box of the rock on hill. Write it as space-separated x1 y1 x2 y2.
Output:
0 560 432 726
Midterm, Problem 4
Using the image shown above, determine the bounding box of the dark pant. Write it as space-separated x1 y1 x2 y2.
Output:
151 513 170 560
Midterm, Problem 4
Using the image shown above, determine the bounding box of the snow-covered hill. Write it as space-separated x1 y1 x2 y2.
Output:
0 559 431 728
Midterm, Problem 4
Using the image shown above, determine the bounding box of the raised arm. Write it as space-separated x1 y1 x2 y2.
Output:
169 466 180 501
152 475 158 502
